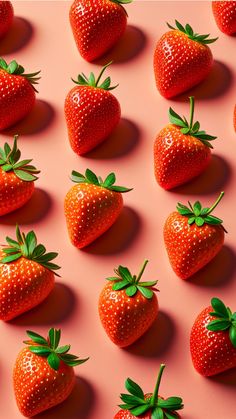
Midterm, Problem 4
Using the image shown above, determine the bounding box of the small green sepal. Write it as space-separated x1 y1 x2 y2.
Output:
0 58 41 92
167 20 218 45
72 62 118 91
71 168 132 193
207 298 236 348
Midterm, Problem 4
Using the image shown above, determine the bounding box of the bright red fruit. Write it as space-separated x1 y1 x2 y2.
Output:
69 0 132 62
99 260 158 347
13 328 89 417
64 168 132 248
0 135 40 215
0 225 60 321
190 297 236 376
0 1 13 38
154 96 216 190
164 192 226 279
114 364 183 418
212 1 236 35
154 21 217 99
0 58 40 130
64 62 121 155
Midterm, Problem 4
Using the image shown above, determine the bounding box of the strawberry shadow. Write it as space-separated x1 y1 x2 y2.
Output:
94 25 147 64
2 100 55 136
81 206 141 255
0 188 52 225
123 311 175 358
0 17 33 54
207 367 236 387
187 245 236 287
8 283 77 326
170 155 231 195
84 118 140 159
35 376 95 419
172 61 233 101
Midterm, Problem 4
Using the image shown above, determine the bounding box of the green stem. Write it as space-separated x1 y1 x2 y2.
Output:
189 96 195 130
151 364 166 406
136 259 149 283
207 192 225 215
95 61 113 87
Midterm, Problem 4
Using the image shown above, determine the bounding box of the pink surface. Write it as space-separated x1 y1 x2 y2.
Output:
0 1 236 418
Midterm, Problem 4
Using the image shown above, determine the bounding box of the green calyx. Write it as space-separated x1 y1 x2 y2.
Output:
0 135 40 181
107 260 158 299
119 364 184 418
167 20 218 45
71 168 132 193
177 191 227 231
169 97 216 148
109 0 133 16
72 61 118 91
207 298 236 348
0 225 61 275
23 328 89 371
0 58 41 92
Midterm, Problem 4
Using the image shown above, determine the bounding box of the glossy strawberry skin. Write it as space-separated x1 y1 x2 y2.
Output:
190 306 236 376
70 0 127 62
64 183 123 248
164 212 224 279
154 30 213 98
0 69 35 130
13 347 75 417
0 168 35 215
0 250 55 321
64 85 121 155
99 282 158 347
212 1 236 35
0 1 14 38
154 124 211 190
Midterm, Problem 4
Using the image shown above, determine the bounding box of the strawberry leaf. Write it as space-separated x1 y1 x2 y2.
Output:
48 352 60 370
125 378 144 399
229 326 236 348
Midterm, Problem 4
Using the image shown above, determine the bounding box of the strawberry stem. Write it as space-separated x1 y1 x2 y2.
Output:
95 61 112 87
189 96 194 130
136 259 149 283
151 364 166 406
207 191 225 215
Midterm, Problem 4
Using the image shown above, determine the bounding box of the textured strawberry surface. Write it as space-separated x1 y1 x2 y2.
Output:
212 1 236 35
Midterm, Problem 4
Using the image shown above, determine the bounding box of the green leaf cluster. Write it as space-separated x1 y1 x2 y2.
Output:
72 61 118 91
0 58 41 92
71 168 132 193
167 20 218 45
207 298 236 348
0 135 40 181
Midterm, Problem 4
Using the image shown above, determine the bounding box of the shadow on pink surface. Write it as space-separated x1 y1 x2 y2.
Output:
171 155 231 195
0 188 52 225
35 376 95 419
0 17 33 55
208 367 236 387
85 118 140 159
188 246 236 287
124 311 175 358
82 206 141 255
9 283 76 326
95 25 147 64
3 100 55 136
173 61 233 101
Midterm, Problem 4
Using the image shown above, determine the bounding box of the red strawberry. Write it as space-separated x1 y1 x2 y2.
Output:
69 0 132 62
99 260 158 347
154 96 216 190
0 135 40 215
0 225 60 321
154 21 217 99
64 62 121 155
0 58 40 130
114 364 183 418
212 1 236 35
13 328 89 417
164 192 226 280
64 168 132 248
190 297 236 376
0 1 13 38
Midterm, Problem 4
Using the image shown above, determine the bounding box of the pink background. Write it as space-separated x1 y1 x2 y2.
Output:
0 1 236 418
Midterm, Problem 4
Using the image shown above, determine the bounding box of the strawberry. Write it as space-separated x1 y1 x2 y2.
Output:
64 62 121 155
0 135 40 215
64 168 132 249
0 1 13 38
164 192 226 280
154 21 218 99
0 58 40 130
0 225 60 321
154 96 216 190
114 364 183 418
69 0 132 62
99 260 158 347
13 328 89 417
190 297 236 376
212 1 236 35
